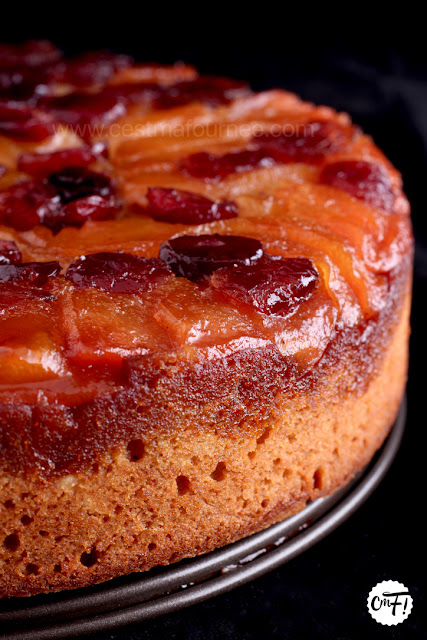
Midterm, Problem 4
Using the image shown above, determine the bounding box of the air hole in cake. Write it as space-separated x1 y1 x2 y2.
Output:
127 439 146 462
54 564 62 573
148 542 157 552
261 499 269 509
273 458 281 466
242 500 249 509
191 455 200 465
210 461 227 482
103 516 110 523
26 563 39 576
39 530 49 537
3 500 15 509
80 547 99 568
168 552 180 563
256 428 271 446
248 451 256 460
313 467 325 490
3 533 20 552
282 469 292 480
176 475 191 495
115 505 123 515
333 448 339 458
20 515 34 526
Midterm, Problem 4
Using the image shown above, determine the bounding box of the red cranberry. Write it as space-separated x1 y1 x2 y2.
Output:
65 252 171 293
319 160 396 212
0 41 61 69
158 234 264 280
179 149 275 181
0 101 56 141
51 51 133 87
253 120 348 164
0 180 60 231
45 195 117 233
40 93 126 132
18 146 98 178
0 261 61 286
146 187 238 224
155 76 249 109
211 257 318 316
100 82 162 106
0 67 50 102
0 239 22 265
47 166 116 203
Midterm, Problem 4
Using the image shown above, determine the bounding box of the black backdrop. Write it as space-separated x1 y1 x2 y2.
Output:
1 5 425 638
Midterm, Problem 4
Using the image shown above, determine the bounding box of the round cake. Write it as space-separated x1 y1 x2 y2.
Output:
0 41 412 598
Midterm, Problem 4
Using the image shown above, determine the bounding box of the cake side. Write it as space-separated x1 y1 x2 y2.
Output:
0 278 410 597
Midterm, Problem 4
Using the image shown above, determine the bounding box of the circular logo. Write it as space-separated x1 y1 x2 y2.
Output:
367 580 413 626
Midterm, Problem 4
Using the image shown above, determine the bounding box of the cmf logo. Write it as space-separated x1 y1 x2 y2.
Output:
367 580 413 626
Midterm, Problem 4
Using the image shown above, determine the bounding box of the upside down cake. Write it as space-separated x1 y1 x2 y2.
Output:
0 41 412 597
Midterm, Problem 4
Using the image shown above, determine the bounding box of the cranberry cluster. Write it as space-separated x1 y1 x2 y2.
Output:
158 234 318 316
0 41 249 143
1 232 318 319
0 160 118 232
179 120 349 180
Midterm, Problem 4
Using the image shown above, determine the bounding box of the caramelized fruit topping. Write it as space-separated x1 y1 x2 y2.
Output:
65 252 172 293
47 166 115 203
319 160 396 212
0 179 60 231
56 195 117 230
0 67 49 102
155 76 249 109
146 187 238 224
18 146 98 177
0 261 60 286
159 234 264 280
50 51 133 87
100 82 161 106
179 149 275 181
180 120 349 181
0 168 117 232
39 93 126 130
0 239 22 264
211 257 318 316
0 40 61 69
0 101 56 141
253 120 348 163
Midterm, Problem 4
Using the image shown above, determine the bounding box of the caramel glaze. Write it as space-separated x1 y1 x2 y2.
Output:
0 257 411 477
0 56 413 477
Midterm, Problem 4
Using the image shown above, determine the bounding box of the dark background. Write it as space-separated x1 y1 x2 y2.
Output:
1 5 425 638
